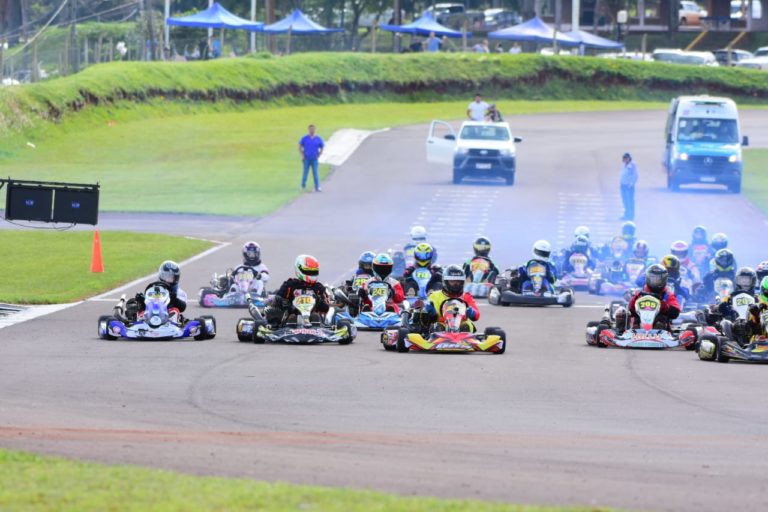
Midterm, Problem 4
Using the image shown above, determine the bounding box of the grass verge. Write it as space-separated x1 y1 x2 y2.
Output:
744 149 768 217
0 100 665 216
0 231 212 304
0 448 607 512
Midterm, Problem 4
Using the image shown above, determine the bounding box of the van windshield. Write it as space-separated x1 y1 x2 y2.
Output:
460 125 510 141
677 118 739 143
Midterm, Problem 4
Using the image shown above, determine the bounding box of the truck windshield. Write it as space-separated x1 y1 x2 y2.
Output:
460 125 510 141
677 118 738 143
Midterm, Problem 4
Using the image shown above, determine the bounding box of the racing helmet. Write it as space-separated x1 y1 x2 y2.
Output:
633 240 649 259
414 242 434 267
372 253 393 280
610 237 629 258
574 226 590 240
692 225 708 245
735 267 757 293
645 264 668 294
410 225 427 242
442 264 466 297
242 241 261 265
661 254 681 279
532 240 552 262
711 232 729 251
473 236 492 257
572 235 589 255
670 240 689 260
295 254 320 284
714 249 735 272
622 221 636 239
761 276 768 301
158 260 181 286
757 261 768 282
358 251 375 273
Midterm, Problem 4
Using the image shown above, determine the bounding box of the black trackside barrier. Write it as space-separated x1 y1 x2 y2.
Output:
1 178 100 225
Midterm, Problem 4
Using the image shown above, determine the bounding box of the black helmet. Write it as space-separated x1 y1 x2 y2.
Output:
622 221 636 239
714 249 735 271
372 253 393 280
158 260 180 286
473 236 491 257
711 232 729 251
442 264 465 297
735 267 757 292
692 225 708 245
242 241 261 265
645 264 668 294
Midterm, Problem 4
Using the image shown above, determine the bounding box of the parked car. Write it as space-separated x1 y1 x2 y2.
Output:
736 56 768 70
679 1 708 25
713 48 754 66
425 3 465 23
754 46 768 57
652 49 719 66
482 8 521 29
731 0 762 20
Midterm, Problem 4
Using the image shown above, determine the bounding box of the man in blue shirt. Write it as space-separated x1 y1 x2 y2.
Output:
619 152 638 221
426 32 440 52
298 124 325 192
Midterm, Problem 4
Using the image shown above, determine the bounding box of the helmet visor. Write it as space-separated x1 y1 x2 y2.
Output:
647 273 667 291
533 248 550 260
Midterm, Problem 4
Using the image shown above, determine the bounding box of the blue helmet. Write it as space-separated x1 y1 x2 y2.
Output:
358 251 375 272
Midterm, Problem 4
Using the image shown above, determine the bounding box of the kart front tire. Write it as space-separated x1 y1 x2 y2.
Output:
252 321 267 344
236 318 252 342
396 327 410 353
337 319 354 345
484 327 506 354
200 315 216 339
715 336 730 363
98 315 117 340
193 318 208 341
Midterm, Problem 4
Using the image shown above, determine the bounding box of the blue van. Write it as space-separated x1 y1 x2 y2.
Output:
664 96 749 193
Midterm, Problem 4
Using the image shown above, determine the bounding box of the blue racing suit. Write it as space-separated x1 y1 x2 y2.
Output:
518 259 558 293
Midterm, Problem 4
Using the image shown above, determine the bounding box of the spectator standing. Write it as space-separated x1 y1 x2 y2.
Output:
509 42 522 54
467 93 490 121
426 32 441 52
619 152 638 221
495 43 504 53
473 39 490 53
299 124 325 192
486 104 503 122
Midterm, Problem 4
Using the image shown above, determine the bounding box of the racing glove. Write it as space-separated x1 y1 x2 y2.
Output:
467 307 478 321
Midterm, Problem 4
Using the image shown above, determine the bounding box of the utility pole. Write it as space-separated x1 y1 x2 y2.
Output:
146 0 156 60
70 0 79 73
250 0 256 53
164 0 171 57
393 0 401 52
266 0 275 52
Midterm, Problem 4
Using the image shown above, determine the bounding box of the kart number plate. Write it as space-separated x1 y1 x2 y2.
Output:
475 163 492 169
699 177 716 183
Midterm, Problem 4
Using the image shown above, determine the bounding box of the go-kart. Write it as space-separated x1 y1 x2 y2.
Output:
236 290 355 345
587 266 632 296
381 298 505 354
585 294 696 349
402 266 442 306
691 276 734 305
198 267 269 308
488 266 574 307
334 281 406 331
557 253 592 291
698 294 768 363
463 256 496 298
98 285 216 341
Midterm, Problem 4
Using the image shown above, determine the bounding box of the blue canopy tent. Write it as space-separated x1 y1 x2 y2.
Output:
488 16 578 47
166 2 263 31
563 30 625 50
263 9 343 53
379 11 469 38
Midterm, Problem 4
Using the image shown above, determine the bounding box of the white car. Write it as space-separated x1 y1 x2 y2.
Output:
736 56 768 70
426 120 522 186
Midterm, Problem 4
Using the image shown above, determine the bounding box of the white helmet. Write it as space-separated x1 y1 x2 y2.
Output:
410 225 427 242
532 240 552 261
574 226 590 239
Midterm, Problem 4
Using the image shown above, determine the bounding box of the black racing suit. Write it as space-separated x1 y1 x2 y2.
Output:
462 256 500 283
702 269 736 300
264 278 330 325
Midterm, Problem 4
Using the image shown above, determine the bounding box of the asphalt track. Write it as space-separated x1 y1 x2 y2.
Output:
2 110 768 512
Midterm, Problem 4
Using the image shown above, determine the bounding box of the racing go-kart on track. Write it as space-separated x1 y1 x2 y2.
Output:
489 266 574 307
198 266 270 308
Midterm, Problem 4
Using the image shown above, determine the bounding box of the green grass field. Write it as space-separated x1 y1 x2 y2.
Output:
0 100 664 216
0 449 607 512
745 149 768 216
0 231 211 304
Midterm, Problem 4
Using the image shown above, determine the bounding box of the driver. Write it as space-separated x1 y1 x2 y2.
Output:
702 249 736 299
359 253 405 312
423 265 480 332
670 240 701 283
517 240 558 293
707 233 736 272
133 260 187 319
264 255 330 326
222 241 270 296
747 277 768 337
463 236 500 282
404 226 438 265
355 251 376 276
402 242 443 284
560 234 596 273
713 267 757 323
618 264 681 330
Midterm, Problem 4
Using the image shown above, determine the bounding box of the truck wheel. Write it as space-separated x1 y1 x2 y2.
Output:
730 180 741 194
667 175 680 192
505 172 515 186
452 169 463 184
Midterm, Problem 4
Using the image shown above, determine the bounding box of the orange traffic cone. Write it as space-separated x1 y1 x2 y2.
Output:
90 229 104 273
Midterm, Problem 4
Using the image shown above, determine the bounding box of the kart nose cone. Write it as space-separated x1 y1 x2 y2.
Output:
149 315 162 328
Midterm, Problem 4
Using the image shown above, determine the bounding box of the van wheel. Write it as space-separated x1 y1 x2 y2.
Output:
667 174 680 192
452 169 463 184
730 180 741 194
505 172 515 186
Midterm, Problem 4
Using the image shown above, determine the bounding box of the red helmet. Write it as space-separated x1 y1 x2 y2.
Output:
294 255 320 284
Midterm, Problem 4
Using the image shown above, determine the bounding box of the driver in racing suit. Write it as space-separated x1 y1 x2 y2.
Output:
132 260 188 321
359 253 406 313
264 255 331 326
463 236 500 282
422 265 480 333
404 225 438 265
402 242 443 285
701 249 736 300
560 235 596 273
709 267 758 323
670 240 701 283
516 240 558 293
221 241 270 296
616 264 681 331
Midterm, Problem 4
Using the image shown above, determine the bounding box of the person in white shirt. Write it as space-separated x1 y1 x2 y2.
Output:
509 42 522 54
466 93 490 121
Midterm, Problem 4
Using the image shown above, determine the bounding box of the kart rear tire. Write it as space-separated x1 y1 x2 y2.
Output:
236 318 252 342
484 327 506 354
198 287 217 307
452 168 463 184
200 315 216 339
381 331 395 351
396 327 410 353
594 325 609 348
98 315 117 340
252 321 267 344
562 292 574 308
337 319 354 345
193 318 208 341
715 336 730 363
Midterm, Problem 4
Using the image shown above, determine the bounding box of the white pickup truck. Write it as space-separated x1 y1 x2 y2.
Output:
425 120 522 185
